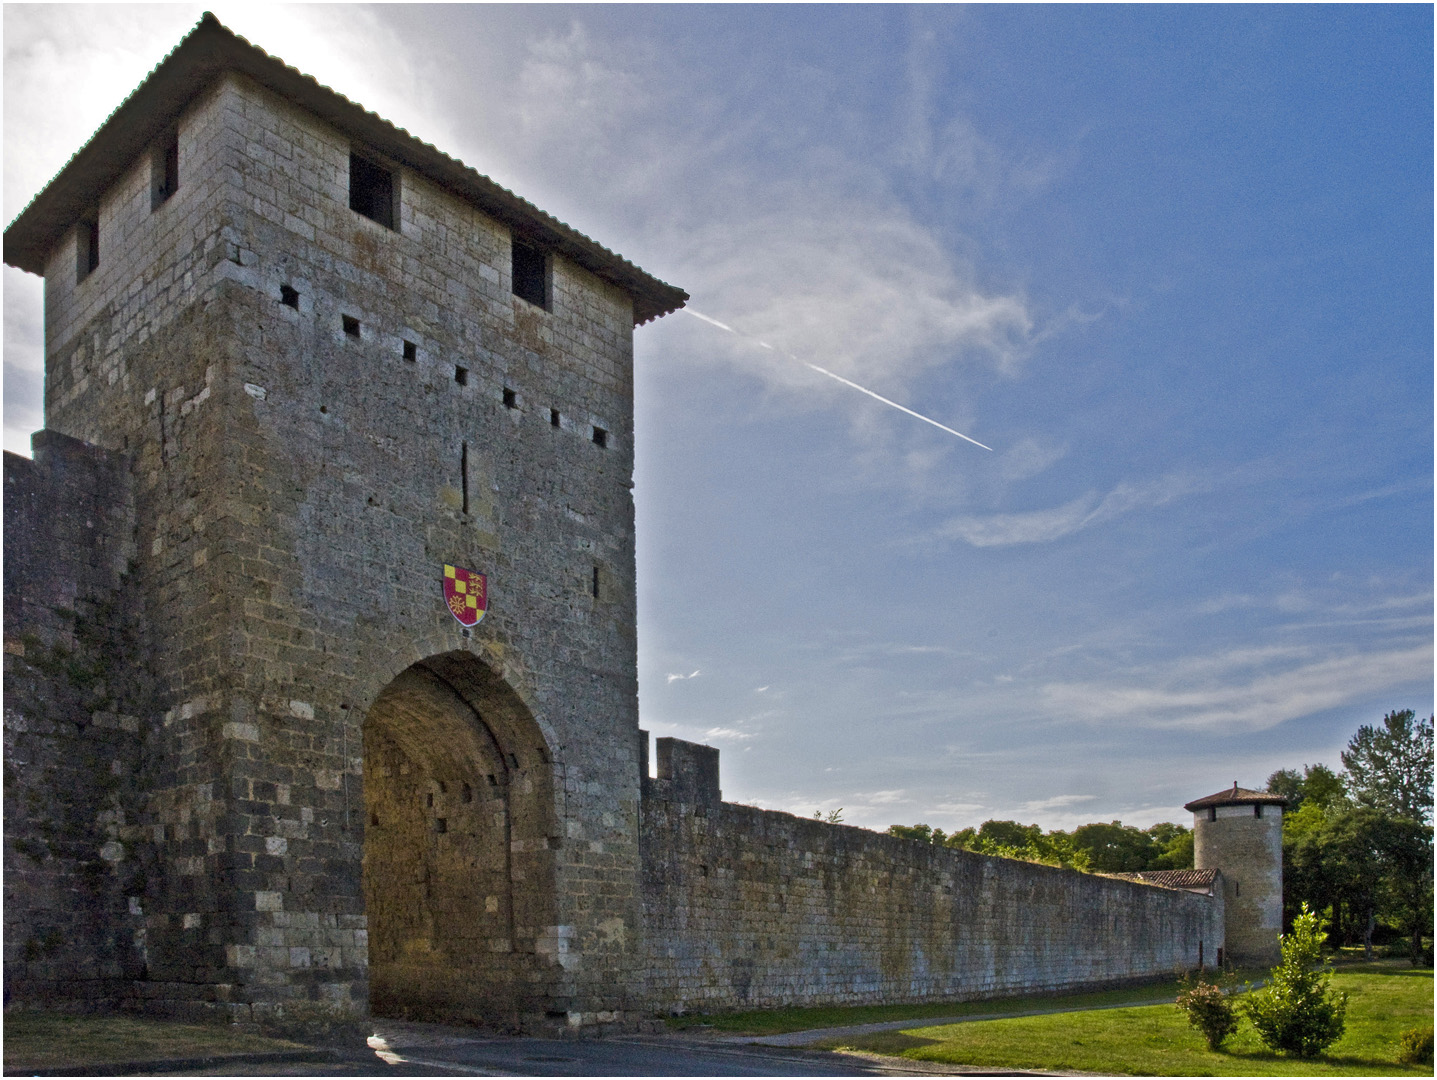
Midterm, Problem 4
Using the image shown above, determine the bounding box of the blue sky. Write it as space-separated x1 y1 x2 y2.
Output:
5 5 1432 832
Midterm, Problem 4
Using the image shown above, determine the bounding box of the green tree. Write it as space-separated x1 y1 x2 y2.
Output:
1068 821 1158 872
1146 822 1194 870
887 823 943 844
1243 903 1348 1057
976 820 1042 851
1372 814 1435 966
1341 710 1434 824
1266 763 1346 814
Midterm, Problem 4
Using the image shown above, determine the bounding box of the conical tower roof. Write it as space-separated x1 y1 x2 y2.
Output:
1184 781 1286 812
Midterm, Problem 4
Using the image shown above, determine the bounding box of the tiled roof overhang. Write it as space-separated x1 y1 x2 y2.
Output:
1108 868 1220 891
3 13 687 326
1184 785 1287 812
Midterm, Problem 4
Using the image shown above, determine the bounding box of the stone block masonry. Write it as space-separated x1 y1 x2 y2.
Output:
5 14 1243 1032
641 737 1225 1013
4 433 149 1008
7 34 670 1024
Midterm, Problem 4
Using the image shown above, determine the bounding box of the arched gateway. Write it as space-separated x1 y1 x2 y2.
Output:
363 654 558 1025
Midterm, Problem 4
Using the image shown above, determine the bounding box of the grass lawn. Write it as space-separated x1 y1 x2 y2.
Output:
2 1012 310 1072
823 961 1433 1076
666 970 1271 1036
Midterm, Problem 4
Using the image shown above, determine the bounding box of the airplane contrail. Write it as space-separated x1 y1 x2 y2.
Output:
684 308 993 451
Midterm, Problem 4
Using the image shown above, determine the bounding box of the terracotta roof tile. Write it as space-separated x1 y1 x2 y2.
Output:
1107 868 1220 891
1184 783 1287 812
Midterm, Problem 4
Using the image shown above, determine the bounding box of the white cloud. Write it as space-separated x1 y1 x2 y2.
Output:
703 727 754 742
1042 642 1434 733
1019 794 1098 814
999 437 1069 482
925 473 1208 548
666 669 700 683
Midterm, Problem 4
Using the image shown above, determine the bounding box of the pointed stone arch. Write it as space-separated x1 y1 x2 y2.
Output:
362 650 561 1026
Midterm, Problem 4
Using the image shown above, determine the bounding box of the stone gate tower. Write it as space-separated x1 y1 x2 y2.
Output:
1186 784 1285 965
4 15 684 1029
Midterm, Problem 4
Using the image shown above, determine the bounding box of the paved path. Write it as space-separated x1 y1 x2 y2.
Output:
20 992 1221 1076
78 1019 1070 1076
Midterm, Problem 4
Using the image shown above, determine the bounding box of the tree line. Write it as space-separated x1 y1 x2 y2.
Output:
887 709 1433 963
1268 709 1432 965
885 816 1194 873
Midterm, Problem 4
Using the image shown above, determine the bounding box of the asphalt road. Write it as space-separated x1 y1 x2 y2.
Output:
134 1037 947 1076
125 1022 1014 1077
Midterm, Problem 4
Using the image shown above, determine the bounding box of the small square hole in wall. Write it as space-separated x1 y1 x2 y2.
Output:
592 426 608 448
342 315 360 337
503 387 517 409
550 408 561 428
454 366 468 386
402 339 417 362
280 285 299 309
435 818 448 834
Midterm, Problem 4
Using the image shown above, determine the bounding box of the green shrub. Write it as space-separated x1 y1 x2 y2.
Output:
1397 1025 1434 1066
1174 974 1238 1051
1243 903 1348 1057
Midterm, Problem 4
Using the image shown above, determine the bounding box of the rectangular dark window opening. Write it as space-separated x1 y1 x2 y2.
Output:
503 387 517 409
280 284 299 309
592 565 601 599
77 218 99 281
1254 804 1262 818
153 135 179 209
1208 807 1217 822
461 441 469 515
349 152 396 230
435 818 448 834
592 426 608 448
511 239 548 309
454 366 468 386
342 315 360 337
402 339 416 362
550 408 561 428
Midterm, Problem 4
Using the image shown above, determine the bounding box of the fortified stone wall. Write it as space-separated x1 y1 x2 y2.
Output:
640 738 1225 1013
3 433 149 1008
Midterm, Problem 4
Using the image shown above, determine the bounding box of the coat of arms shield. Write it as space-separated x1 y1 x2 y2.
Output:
442 564 487 626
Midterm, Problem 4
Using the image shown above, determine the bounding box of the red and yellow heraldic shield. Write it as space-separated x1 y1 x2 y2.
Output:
443 564 487 627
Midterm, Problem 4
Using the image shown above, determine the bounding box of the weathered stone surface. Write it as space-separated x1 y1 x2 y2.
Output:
4 433 149 1009
1194 803 1283 964
642 739 1225 1012
5 18 1245 1032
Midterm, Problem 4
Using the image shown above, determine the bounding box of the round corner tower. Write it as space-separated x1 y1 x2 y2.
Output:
1185 783 1285 965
